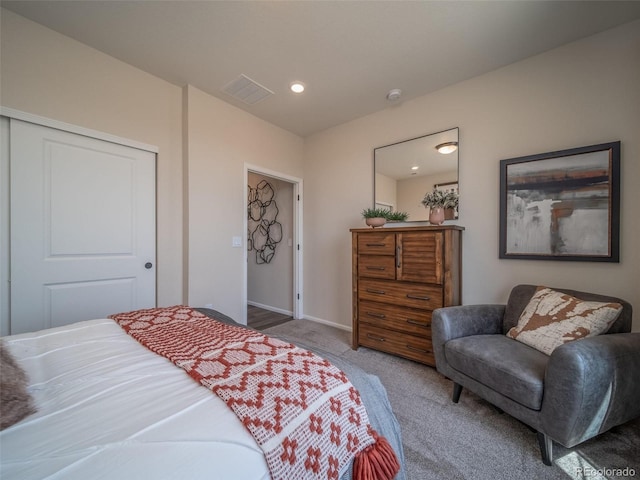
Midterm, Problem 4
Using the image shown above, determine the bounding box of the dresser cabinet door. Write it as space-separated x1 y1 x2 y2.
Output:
397 231 443 284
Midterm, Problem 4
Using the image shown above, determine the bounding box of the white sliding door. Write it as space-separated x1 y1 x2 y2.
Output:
10 119 156 334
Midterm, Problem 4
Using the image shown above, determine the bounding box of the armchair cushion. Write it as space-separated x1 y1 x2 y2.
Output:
507 287 623 355
445 335 548 410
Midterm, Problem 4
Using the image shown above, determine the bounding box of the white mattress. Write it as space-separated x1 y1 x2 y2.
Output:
0 319 270 480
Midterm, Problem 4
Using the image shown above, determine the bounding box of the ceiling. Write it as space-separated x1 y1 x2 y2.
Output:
3 1 640 137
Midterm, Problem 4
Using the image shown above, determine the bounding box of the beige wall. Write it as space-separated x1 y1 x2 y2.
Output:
374 172 396 211
304 20 640 331
2 9 638 332
184 86 303 322
0 9 184 308
0 10 304 326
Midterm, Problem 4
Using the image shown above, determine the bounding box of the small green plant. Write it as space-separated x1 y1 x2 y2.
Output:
361 207 390 219
385 211 409 222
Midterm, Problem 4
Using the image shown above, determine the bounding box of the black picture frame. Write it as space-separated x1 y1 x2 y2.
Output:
499 141 620 262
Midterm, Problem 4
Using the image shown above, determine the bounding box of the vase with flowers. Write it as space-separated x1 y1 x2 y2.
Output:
421 188 459 225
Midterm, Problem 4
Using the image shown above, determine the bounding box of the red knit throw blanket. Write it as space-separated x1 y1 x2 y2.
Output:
109 306 399 480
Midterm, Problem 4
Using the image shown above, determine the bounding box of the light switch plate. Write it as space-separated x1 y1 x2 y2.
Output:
232 236 242 247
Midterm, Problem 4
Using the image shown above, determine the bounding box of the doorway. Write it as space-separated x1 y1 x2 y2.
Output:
243 165 302 325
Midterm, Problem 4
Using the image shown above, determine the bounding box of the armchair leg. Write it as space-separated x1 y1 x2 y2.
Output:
536 432 553 466
452 383 463 403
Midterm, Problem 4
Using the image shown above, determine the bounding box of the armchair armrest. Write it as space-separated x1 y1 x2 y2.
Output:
432 305 505 343
541 333 640 448
432 305 505 376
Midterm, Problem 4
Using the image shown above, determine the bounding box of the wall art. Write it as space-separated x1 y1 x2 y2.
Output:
247 180 283 264
499 141 620 262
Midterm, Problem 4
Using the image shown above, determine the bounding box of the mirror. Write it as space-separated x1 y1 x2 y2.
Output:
374 127 459 222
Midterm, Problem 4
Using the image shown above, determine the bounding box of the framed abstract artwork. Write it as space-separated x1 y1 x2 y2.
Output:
499 141 620 262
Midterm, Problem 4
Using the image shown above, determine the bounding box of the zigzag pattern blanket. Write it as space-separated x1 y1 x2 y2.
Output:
109 306 399 480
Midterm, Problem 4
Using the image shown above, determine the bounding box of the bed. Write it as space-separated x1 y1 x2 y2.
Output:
0 306 405 480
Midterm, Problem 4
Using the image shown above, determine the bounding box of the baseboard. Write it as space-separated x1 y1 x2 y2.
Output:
302 313 352 332
247 301 292 317
248 301 352 332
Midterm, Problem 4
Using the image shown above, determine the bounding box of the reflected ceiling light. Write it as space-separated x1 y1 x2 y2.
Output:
411 166 419 170
435 142 458 154
290 82 305 93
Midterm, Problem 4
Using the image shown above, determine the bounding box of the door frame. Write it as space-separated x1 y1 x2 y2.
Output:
243 164 303 322
0 107 158 336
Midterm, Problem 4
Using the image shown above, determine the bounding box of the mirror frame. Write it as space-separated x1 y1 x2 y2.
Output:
373 127 459 222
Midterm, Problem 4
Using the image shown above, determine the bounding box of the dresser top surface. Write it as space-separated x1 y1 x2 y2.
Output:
350 225 465 233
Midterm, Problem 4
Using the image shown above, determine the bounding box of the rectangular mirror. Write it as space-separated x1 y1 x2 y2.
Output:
374 127 459 222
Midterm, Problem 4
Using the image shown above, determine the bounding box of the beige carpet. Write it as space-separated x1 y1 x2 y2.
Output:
264 319 640 480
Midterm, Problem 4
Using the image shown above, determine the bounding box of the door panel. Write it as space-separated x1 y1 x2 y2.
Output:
46 278 136 328
10 120 156 334
397 231 443 284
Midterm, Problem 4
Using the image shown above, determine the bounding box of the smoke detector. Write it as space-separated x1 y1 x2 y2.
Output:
386 89 402 102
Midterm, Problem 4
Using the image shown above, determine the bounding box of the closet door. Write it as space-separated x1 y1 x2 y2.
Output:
10 120 156 334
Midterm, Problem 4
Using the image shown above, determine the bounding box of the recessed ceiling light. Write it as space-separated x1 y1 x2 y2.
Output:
290 82 305 93
411 166 419 170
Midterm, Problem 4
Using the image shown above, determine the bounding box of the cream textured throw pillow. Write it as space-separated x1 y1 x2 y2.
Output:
507 287 623 355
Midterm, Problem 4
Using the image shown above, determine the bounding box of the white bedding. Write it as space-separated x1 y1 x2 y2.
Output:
0 319 270 480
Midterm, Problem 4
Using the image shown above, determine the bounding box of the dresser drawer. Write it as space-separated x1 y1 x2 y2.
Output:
359 278 443 310
357 232 395 255
358 300 431 335
358 255 396 279
359 323 435 366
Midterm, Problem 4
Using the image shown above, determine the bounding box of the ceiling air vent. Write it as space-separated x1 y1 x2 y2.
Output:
222 74 274 105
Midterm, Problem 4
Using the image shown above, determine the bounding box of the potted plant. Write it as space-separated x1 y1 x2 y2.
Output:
361 207 389 228
421 189 458 225
385 211 409 223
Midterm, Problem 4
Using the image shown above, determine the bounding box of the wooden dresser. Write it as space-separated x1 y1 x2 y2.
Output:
350 225 463 366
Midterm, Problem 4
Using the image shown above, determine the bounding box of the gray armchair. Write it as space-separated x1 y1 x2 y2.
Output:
432 284 640 465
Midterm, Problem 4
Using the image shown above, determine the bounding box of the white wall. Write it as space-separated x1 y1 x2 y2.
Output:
247 172 294 314
304 20 640 331
184 86 303 323
0 9 184 309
